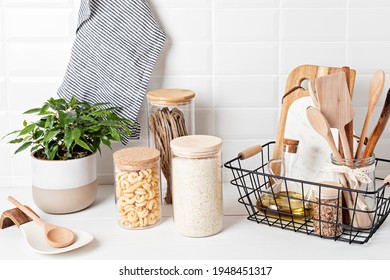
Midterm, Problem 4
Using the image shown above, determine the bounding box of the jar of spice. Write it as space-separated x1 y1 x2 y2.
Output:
170 135 223 237
147 88 195 205
113 147 161 229
312 182 343 237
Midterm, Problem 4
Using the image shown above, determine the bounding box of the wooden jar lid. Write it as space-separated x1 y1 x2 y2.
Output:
170 135 222 157
113 147 160 167
147 88 195 106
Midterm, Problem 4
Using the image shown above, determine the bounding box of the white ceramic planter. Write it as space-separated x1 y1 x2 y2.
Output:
31 153 98 214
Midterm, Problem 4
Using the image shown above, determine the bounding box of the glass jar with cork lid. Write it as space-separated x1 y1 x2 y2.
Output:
113 147 161 230
147 88 195 204
170 135 223 238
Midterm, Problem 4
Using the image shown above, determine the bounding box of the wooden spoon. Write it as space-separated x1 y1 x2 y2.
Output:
363 88 390 158
316 72 355 162
306 106 372 228
8 196 75 248
306 106 344 162
355 70 385 159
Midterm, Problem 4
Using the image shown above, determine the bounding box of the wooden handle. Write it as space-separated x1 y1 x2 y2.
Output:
7 196 44 227
341 66 355 158
238 145 262 160
363 88 390 158
385 175 390 185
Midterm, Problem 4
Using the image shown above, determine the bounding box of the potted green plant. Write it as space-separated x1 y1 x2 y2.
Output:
3 96 133 214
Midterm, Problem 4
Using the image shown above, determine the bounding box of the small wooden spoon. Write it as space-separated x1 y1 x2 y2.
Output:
8 196 75 248
355 70 385 159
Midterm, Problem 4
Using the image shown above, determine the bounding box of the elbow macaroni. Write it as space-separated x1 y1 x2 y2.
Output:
116 165 160 229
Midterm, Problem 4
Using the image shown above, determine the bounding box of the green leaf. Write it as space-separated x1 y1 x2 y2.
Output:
69 96 78 107
43 129 60 143
75 138 92 152
64 129 73 150
109 127 121 141
8 138 23 144
79 116 95 123
14 141 32 154
38 104 50 115
23 108 41 114
33 130 44 140
44 115 54 128
18 124 35 136
85 125 101 133
72 127 81 141
47 145 59 160
1 129 20 140
58 111 67 126
100 135 111 149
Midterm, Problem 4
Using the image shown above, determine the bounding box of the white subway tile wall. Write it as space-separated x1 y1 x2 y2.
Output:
0 0 389 187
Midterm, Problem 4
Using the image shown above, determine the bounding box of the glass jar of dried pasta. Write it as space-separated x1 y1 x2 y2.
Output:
147 88 195 205
113 147 161 229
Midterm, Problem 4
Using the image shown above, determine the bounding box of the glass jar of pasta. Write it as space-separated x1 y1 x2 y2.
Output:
113 147 161 229
147 88 195 205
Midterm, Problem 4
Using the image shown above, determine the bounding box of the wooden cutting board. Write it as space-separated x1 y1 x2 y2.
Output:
274 65 356 177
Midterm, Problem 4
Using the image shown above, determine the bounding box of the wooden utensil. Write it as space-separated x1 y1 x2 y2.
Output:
316 72 354 162
8 196 75 248
307 80 319 107
306 106 372 228
363 88 390 158
355 70 386 159
341 66 355 156
273 64 356 171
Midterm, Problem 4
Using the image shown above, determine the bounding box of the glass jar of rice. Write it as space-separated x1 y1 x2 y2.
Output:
170 135 223 237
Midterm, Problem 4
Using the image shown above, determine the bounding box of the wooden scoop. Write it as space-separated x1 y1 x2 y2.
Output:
316 72 355 162
8 196 75 248
363 88 390 158
355 70 385 159
306 106 372 228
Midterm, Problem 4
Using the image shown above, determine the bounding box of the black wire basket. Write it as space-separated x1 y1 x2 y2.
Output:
224 141 390 244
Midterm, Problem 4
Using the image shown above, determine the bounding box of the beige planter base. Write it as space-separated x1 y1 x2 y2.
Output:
32 179 98 214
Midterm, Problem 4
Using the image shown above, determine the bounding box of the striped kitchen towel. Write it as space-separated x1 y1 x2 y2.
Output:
58 0 166 141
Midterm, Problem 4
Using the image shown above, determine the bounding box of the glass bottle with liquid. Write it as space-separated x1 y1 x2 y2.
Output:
257 138 313 220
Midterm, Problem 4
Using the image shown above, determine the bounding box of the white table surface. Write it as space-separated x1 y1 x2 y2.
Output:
1 184 390 260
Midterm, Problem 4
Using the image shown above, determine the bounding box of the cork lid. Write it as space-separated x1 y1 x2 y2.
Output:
283 138 299 153
147 88 195 106
313 181 342 199
170 135 222 157
113 147 160 166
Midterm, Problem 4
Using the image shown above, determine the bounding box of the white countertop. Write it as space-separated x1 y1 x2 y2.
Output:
1 184 390 260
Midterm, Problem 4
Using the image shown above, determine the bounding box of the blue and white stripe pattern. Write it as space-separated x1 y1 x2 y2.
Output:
58 0 166 141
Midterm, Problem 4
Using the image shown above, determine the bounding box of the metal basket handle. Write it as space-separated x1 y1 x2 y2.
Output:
238 145 262 160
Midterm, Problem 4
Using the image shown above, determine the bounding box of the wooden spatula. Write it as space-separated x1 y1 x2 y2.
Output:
316 72 355 162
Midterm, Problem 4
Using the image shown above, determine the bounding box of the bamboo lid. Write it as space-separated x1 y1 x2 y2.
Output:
170 135 222 157
147 88 195 106
113 147 160 166
313 181 342 199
